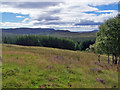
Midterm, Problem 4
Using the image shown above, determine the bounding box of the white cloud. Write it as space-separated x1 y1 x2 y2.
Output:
97 10 117 13
0 22 31 28
22 18 29 23
16 16 24 18
0 0 119 31
1 0 118 4
1 0 63 2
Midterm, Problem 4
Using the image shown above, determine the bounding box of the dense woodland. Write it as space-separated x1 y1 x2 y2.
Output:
2 35 95 51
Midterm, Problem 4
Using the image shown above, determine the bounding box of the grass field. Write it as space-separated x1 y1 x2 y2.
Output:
2 44 118 88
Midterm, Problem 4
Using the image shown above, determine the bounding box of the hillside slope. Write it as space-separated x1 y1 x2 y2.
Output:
2 28 97 42
2 44 118 88
2 28 97 37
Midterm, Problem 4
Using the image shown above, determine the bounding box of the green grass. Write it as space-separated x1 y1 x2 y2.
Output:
2 44 118 88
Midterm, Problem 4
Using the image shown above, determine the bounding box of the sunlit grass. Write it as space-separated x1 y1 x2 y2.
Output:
2 44 118 88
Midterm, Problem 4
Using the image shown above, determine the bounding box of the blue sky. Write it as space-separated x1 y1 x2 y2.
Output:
2 12 29 23
85 4 118 15
90 3 118 10
0 0 119 31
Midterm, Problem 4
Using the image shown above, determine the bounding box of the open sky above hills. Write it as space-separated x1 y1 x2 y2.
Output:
0 0 119 31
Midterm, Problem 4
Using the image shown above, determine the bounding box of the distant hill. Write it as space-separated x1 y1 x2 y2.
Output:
2 28 97 37
2 28 69 36
2 28 97 42
76 30 98 33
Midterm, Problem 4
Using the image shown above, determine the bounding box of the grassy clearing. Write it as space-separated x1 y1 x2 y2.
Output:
2 44 118 88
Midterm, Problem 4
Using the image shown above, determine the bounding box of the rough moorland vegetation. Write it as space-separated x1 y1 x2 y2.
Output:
2 44 118 88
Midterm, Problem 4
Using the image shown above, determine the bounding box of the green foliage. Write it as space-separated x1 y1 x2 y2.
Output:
3 35 95 51
95 15 120 64
16 35 76 50
96 16 120 55
76 40 95 51
2 36 17 44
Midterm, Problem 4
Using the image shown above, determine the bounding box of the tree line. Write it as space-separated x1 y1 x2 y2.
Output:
2 35 95 51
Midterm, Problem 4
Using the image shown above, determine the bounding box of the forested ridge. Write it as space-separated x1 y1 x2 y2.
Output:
3 35 95 51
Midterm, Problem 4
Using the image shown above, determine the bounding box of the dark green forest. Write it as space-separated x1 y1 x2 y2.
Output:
2 35 95 51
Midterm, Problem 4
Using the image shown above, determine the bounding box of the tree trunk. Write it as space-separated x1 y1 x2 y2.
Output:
118 57 120 65
112 55 115 64
98 54 100 63
108 54 109 64
114 55 118 64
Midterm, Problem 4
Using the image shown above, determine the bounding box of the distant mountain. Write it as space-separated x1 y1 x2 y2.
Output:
89 30 98 32
2 28 70 35
2 28 97 38
76 30 98 33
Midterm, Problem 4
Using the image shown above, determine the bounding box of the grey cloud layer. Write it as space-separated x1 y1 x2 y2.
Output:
15 2 62 9
2 2 62 9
